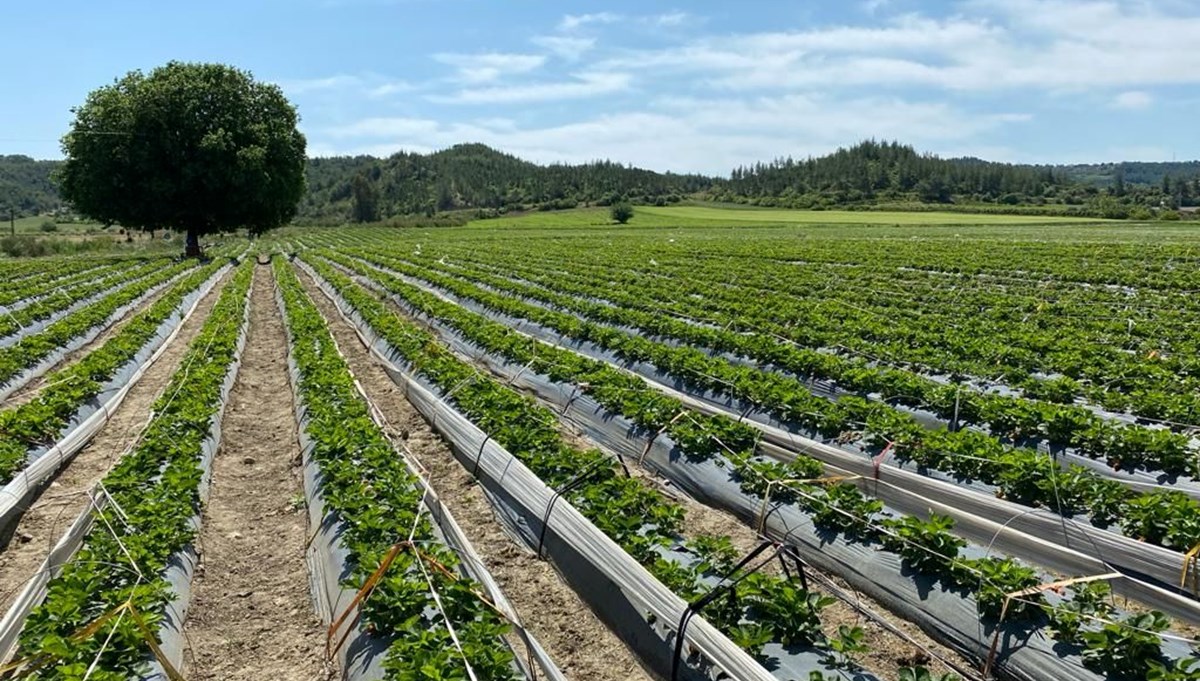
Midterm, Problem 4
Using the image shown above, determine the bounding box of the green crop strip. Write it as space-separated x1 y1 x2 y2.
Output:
0 260 124 308
275 257 521 679
11 260 253 679
343 249 1200 555
0 259 200 387
311 250 1196 678
0 259 167 340
0 258 230 486
397 229 1200 426
405 247 1196 476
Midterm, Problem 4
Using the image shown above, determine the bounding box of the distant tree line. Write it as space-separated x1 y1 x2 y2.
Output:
4 140 1199 224
708 140 1200 218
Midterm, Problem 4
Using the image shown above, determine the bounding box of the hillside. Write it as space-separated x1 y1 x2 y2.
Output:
709 141 1200 216
1057 161 1200 188
0 155 63 216
301 143 711 224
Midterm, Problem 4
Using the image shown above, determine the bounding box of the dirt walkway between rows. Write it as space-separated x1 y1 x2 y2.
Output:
295 263 653 681
181 264 328 681
0 267 233 611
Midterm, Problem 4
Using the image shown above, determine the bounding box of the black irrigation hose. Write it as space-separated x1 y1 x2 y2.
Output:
535 456 621 558
671 541 779 681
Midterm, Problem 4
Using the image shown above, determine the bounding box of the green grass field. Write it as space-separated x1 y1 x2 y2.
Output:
465 205 1111 230
7 215 106 234
637 205 1108 225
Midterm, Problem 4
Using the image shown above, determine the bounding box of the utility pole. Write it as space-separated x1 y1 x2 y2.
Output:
8 207 13 236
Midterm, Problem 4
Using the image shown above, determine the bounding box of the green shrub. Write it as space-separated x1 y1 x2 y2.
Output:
611 202 634 224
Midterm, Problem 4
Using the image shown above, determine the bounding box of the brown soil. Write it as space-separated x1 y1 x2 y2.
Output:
0 267 232 611
2 267 192 409
181 264 328 681
295 264 654 681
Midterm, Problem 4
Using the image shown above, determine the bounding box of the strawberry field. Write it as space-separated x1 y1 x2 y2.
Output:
1 219 1199 681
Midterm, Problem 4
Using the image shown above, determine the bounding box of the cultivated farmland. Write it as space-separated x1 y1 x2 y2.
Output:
1 215 1199 681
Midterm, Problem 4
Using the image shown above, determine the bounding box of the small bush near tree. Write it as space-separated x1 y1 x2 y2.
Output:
611 202 634 224
39 220 58 232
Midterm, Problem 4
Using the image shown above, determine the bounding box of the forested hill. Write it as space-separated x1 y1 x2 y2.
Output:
1057 161 1200 188
0 145 709 223
0 155 63 215
301 143 711 223
708 141 1200 214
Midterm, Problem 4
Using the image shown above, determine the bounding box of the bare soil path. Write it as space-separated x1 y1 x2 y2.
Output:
0 267 232 611
295 263 653 681
181 264 328 681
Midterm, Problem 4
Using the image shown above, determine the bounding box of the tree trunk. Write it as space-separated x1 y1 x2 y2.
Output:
185 227 202 258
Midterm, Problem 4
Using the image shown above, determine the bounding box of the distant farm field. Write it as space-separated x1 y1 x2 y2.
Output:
638 204 1109 225
466 204 1116 231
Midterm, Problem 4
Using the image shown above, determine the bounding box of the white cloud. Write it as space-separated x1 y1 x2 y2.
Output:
276 75 360 94
275 73 414 99
429 71 631 105
366 82 414 98
532 35 596 60
650 11 691 27
433 52 546 83
326 117 442 139
592 3 1200 93
558 12 621 31
862 0 892 14
315 93 1030 173
1111 90 1153 110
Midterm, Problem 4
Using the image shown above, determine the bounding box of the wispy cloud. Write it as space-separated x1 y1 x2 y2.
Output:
558 12 622 31
316 93 1030 172
429 71 631 105
861 0 891 15
1111 90 1153 110
532 35 596 60
649 11 691 27
275 75 360 94
592 4 1200 93
433 52 546 84
275 73 413 98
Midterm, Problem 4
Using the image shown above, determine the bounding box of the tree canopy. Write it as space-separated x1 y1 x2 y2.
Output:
58 61 307 255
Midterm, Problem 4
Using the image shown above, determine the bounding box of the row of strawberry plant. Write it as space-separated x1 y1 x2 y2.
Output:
0 259 122 308
11 259 254 677
275 257 528 679
0 258 200 388
408 231 1199 423
0 258 167 340
0 257 231 485
426 242 1199 423
314 248 1200 680
330 249 1200 553
417 243 1200 450
296 255 890 677
579 249 1200 425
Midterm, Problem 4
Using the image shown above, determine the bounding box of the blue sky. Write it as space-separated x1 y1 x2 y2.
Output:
4 0 1199 174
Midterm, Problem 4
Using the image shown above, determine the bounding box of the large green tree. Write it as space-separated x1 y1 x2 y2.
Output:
58 61 306 256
